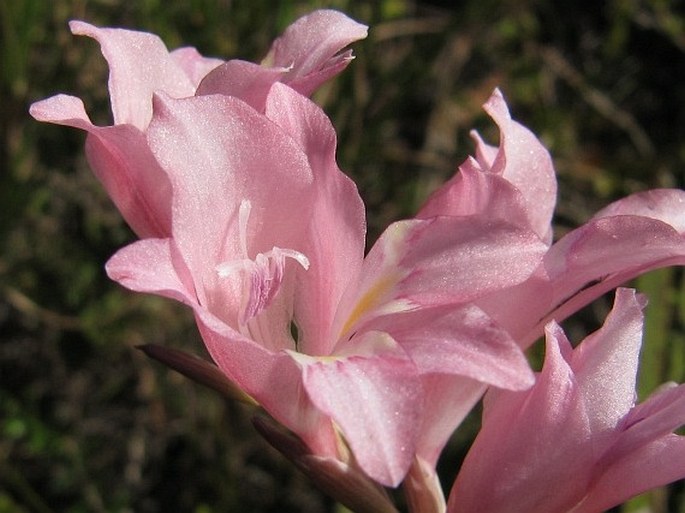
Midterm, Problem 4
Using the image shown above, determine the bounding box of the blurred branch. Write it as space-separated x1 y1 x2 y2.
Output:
633 1 685 53
0 458 55 513
538 45 655 158
2 284 82 331
373 17 450 42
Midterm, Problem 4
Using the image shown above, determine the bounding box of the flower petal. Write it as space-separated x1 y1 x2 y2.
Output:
414 375 486 467
447 323 593 513
470 88 557 241
29 94 93 129
370 303 534 390
196 59 287 112
575 435 685 513
106 237 339 459
30 94 173 237
265 83 366 355
566 289 645 439
105 237 195 305
416 158 531 230
198 316 339 458
69 20 196 129
598 383 685 472
418 87 556 241
146 92 314 325
592 188 685 233
480 192 685 348
292 331 421 487
170 46 223 88
262 9 368 96
334 216 546 339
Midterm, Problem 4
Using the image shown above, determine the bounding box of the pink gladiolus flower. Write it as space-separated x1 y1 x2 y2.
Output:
31 13 548 487
406 88 685 505
422 90 685 353
101 83 544 487
32 8 685 501
447 288 685 513
29 10 368 238
403 87 560 472
421 90 685 352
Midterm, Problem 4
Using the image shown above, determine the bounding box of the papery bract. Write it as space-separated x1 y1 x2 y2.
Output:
447 288 685 513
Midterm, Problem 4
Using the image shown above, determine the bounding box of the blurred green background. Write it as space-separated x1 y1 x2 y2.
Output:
2 0 685 511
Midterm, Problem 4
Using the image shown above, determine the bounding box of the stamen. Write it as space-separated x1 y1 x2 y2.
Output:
238 199 251 257
215 200 310 331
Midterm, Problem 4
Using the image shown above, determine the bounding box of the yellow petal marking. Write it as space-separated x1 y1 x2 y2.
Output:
339 273 398 339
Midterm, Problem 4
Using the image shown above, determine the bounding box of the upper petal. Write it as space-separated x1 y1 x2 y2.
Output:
478 89 557 242
418 88 557 244
265 83 366 355
196 59 288 112
146 93 315 325
262 9 368 96
170 46 223 88
69 20 196 129
29 94 93 130
592 188 685 232
416 158 531 231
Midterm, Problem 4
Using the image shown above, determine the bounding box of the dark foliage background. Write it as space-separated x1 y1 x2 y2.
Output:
2 0 685 511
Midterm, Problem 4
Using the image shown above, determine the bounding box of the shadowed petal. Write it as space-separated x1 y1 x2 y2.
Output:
29 94 173 239
414 375 486 467
574 436 685 513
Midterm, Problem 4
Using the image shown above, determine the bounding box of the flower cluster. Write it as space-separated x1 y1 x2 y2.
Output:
31 10 685 513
